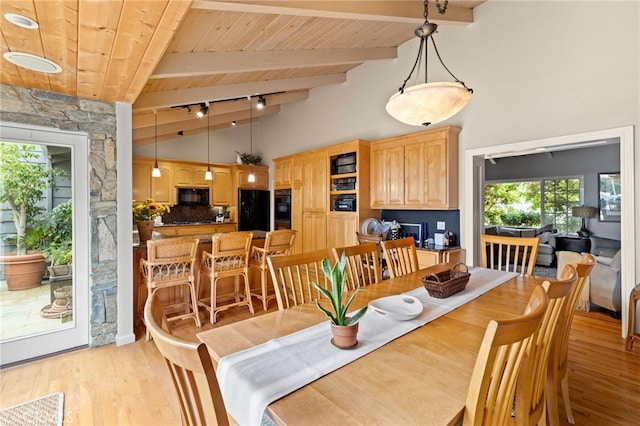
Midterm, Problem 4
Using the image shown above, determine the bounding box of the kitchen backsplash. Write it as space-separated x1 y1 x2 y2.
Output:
161 205 229 224
380 210 461 245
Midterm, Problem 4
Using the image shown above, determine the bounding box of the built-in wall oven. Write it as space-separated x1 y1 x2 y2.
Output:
274 189 291 229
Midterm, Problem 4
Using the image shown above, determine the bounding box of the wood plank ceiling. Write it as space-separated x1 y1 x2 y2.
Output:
0 1 485 147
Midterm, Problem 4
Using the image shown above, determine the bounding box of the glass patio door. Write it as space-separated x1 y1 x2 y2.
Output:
0 123 89 366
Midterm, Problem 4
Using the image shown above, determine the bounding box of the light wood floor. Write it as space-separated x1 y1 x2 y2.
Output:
1 302 638 425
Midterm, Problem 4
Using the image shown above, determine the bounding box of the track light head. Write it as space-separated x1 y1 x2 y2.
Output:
231 120 237 126
256 95 266 109
196 103 208 118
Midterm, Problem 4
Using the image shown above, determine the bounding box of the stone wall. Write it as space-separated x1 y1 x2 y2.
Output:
0 83 118 346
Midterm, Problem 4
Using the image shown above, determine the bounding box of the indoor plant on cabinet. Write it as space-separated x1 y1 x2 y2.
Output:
0 143 62 290
132 198 170 242
310 253 368 348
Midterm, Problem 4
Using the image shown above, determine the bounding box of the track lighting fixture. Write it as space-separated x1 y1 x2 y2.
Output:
248 96 256 183
196 103 208 118
186 106 191 114
256 95 266 110
231 120 237 126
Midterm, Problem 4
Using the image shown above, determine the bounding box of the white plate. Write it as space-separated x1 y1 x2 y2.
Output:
368 295 423 321
361 218 381 235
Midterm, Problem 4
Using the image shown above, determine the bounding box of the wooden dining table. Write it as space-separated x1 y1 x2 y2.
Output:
196 265 547 425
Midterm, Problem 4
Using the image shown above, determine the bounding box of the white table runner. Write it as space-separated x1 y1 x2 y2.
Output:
217 267 518 425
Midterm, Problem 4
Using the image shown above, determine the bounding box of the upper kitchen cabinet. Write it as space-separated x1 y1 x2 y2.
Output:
273 158 292 189
210 166 231 206
133 159 172 204
370 126 460 210
235 165 269 190
173 162 210 188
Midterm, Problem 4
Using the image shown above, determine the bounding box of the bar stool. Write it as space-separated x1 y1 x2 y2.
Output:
626 283 640 350
249 229 296 310
198 232 254 324
140 237 201 341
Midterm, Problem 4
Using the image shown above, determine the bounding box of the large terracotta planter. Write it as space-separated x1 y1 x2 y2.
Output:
136 220 154 242
0 252 46 291
330 322 359 349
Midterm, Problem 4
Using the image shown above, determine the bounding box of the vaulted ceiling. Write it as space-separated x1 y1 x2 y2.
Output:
1 1 486 146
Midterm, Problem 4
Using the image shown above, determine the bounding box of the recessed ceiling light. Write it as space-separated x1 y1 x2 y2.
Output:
3 52 62 73
4 13 38 29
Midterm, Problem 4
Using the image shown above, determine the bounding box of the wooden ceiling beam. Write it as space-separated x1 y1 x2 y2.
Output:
134 105 280 140
133 118 258 147
133 90 308 128
151 47 396 78
133 73 345 110
192 1 476 25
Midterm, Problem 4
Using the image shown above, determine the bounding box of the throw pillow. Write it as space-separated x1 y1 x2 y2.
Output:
537 223 554 234
609 250 622 270
538 231 551 244
598 248 619 258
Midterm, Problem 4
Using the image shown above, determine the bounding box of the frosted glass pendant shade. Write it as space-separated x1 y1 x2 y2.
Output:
247 173 256 183
385 82 471 127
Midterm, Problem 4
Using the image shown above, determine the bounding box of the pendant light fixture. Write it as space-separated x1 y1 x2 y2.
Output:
385 0 473 127
247 96 256 183
151 111 161 177
204 102 213 181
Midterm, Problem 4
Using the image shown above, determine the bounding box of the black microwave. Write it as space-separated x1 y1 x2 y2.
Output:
176 187 209 206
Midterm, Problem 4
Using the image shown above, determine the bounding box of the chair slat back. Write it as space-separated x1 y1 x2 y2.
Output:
380 237 419 278
142 238 199 289
464 285 549 426
332 242 381 289
514 265 578 425
481 234 539 275
267 248 333 310
145 293 229 426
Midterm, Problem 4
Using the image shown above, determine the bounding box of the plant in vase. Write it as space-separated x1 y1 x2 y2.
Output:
0 143 63 290
132 198 170 242
310 253 368 348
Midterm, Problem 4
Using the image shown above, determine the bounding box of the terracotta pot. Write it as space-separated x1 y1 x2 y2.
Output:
331 322 359 349
0 252 46 291
136 220 155 242
48 264 73 277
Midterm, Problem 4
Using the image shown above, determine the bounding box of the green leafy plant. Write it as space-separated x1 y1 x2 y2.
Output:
0 143 62 255
310 253 368 326
235 151 262 165
41 200 73 265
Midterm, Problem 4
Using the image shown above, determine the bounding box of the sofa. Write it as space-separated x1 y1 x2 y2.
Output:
484 224 558 266
556 236 621 315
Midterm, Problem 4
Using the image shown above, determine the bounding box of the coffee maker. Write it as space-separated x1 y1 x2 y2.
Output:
444 231 456 247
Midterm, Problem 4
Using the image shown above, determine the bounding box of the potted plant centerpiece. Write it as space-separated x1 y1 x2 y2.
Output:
0 143 62 290
310 253 368 349
132 198 170 242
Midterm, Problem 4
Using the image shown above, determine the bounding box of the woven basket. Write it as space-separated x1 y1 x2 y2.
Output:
422 263 471 298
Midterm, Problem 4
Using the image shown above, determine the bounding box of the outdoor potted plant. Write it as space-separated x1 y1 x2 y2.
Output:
132 198 170 242
310 253 368 348
0 143 62 290
41 200 73 277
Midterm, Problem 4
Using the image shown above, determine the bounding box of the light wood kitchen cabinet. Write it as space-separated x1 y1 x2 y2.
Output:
327 213 359 248
416 248 463 269
155 223 238 237
192 165 212 187
301 151 328 251
211 167 231 206
174 163 210 188
132 160 151 202
273 158 292 188
370 126 460 210
235 165 269 189
151 161 173 204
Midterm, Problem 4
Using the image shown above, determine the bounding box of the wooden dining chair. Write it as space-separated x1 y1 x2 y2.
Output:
546 253 595 426
513 265 578 426
380 237 419 278
266 248 333 310
140 237 201 341
249 229 297 310
332 242 381 290
463 285 549 426
198 232 254 324
481 234 539 276
144 292 230 426
356 231 387 278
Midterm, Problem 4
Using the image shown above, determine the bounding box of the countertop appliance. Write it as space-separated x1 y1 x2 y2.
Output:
176 187 209 206
238 189 270 231
333 195 356 212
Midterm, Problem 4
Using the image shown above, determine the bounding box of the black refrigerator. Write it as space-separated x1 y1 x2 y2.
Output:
238 189 270 231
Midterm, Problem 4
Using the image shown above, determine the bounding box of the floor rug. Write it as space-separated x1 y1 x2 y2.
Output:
0 392 64 426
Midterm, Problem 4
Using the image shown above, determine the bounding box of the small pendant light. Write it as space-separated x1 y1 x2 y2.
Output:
204 103 213 181
247 96 256 183
151 111 161 177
